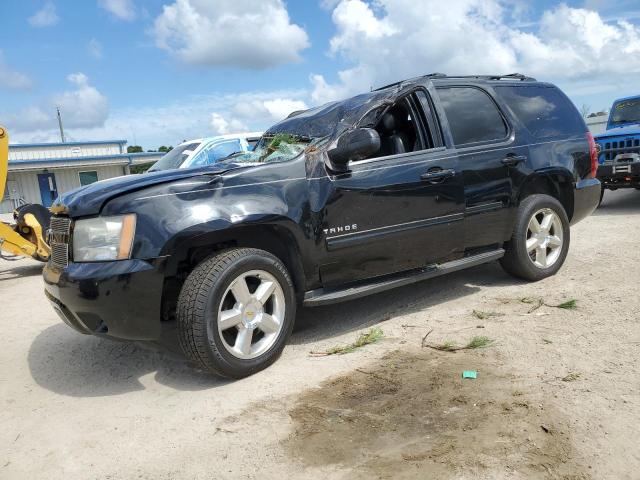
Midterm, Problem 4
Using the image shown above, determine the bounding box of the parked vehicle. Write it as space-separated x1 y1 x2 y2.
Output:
0 125 51 262
595 95 640 201
148 132 262 172
43 73 600 377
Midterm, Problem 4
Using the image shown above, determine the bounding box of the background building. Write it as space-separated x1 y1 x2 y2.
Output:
586 112 609 135
1 140 163 214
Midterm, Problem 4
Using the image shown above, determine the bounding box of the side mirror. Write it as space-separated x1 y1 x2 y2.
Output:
328 128 380 170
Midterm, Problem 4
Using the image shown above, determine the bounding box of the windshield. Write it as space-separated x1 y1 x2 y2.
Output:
148 142 200 172
610 99 640 126
219 133 313 164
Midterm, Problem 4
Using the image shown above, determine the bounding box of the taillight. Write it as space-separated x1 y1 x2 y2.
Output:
586 132 598 178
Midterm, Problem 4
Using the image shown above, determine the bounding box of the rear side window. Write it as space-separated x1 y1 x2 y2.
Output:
436 87 508 146
496 85 585 139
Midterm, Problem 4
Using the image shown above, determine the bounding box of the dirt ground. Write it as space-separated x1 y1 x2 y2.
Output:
1 189 639 479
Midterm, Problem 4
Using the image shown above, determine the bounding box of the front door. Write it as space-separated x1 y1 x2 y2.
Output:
37 172 58 207
319 89 466 287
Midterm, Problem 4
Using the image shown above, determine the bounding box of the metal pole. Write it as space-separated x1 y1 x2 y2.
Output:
56 107 65 143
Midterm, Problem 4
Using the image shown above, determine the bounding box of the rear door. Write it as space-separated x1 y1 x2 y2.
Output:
319 88 466 286
435 85 521 249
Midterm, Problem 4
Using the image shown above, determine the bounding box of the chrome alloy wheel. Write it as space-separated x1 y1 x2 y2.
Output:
526 208 563 269
217 270 286 360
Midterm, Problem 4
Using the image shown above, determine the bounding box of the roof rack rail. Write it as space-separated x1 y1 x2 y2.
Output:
374 72 536 91
486 73 536 81
429 73 536 81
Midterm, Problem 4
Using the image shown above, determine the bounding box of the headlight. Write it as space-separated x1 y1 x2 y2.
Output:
72 214 136 262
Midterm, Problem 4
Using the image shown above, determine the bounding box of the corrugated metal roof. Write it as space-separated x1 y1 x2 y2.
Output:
9 139 128 148
8 152 164 171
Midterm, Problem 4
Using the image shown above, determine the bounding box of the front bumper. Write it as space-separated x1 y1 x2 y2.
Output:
597 162 640 189
43 258 168 341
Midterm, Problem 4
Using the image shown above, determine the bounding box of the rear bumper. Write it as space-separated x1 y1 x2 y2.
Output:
43 258 167 341
597 162 640 189
571 178 601 225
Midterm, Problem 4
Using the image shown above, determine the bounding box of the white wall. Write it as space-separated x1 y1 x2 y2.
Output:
1 164 127 214
586 115 608 135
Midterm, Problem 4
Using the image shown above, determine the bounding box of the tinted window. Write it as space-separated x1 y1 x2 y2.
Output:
496 85 585 139
437 87 507 146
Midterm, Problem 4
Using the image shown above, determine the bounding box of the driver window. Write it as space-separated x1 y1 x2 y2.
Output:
374 99 420 158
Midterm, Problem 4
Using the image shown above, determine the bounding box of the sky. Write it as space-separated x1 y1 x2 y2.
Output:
1 0 639 149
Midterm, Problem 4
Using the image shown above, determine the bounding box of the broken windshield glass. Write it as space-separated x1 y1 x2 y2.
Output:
219 133 315 164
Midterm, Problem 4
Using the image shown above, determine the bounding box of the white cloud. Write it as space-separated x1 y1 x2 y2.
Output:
210 113 248 135
232 97 308 123
0 51 33 90
53 73 109 129
4 73 108 135
28 1 59 27
87 38 103 59
311 0 640 104
4 87 306 148
152 0 310 69
98 0 136 21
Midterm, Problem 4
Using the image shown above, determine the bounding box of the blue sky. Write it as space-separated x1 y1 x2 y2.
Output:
1 0 639 148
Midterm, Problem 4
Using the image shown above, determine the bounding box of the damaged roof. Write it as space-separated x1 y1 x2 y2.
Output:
265 73 536 140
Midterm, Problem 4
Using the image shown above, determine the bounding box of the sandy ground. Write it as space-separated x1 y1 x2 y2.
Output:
1 189 639 479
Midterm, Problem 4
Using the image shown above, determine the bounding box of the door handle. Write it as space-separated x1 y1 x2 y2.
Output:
420 168 456 183
501 154 526 167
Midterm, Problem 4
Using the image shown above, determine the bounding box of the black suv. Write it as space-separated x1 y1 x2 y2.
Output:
44 74 601 377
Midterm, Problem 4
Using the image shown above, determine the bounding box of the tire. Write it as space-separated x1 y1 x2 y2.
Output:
500 194 570 282
177 248 296 378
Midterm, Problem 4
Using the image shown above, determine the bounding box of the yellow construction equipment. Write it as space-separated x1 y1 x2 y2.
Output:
0 125 51 261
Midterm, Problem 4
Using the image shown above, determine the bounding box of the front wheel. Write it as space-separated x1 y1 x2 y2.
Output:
500 194 570 281
177 248 296 378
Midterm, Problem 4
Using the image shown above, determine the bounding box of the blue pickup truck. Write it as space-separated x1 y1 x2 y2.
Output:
595 95 640 201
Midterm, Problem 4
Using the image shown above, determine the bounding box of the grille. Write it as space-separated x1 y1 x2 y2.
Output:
599 137 640 163
49 216 71 268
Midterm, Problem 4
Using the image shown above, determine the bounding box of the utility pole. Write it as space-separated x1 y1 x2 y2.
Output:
56 107 66 143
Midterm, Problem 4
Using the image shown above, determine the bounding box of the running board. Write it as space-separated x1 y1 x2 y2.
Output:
303 249 504 307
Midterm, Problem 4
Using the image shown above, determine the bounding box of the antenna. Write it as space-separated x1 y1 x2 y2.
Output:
56 107 66 143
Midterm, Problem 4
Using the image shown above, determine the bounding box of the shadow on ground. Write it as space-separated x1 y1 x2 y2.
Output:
291 261 517 345
28 256 518 396
28 324 227 397
594 188 640 216
0 262 43 282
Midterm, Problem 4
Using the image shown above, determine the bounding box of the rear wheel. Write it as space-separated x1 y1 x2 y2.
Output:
500 194 570 281
177 248 296 378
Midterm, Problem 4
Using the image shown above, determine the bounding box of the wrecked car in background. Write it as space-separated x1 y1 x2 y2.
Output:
43 73 600 378
148 132 263 172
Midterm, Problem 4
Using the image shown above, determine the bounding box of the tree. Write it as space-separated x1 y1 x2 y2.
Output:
158 146 173 153
130 163 153 174
580 104 591 119
127 145 143 153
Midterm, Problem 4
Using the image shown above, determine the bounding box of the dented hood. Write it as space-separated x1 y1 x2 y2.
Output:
52 162 239 217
